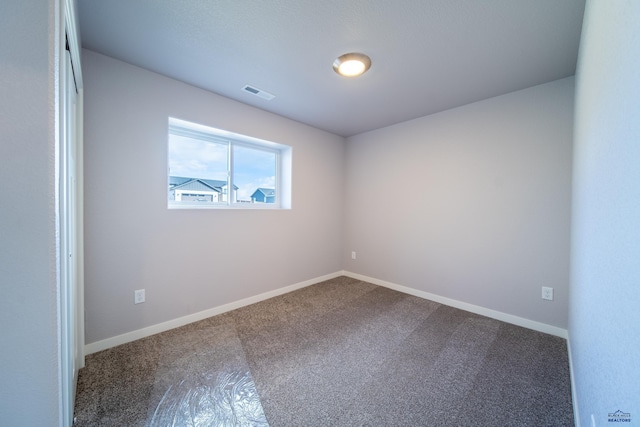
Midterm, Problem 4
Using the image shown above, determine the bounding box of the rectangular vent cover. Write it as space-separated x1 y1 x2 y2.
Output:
242 85 275 101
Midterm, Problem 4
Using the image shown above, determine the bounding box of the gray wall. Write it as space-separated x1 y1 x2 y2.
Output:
344 77 574 329
83 50 345 344
0 0 61 424
569 1 640 424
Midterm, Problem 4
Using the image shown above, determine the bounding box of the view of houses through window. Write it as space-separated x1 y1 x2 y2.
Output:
168 118 289 208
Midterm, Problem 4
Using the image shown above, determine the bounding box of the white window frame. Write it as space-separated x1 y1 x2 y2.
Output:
168 117 292 209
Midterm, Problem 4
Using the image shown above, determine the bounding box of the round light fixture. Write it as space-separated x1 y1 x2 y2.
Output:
333 52 371 77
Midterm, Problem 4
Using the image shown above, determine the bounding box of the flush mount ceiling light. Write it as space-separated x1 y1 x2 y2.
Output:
332 52 371 77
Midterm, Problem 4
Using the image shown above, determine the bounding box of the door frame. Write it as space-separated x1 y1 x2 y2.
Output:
57 0 84 425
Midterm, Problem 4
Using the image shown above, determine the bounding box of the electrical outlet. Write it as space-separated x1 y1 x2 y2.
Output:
134 289 145 304
351 251 357 260
541 286 554 301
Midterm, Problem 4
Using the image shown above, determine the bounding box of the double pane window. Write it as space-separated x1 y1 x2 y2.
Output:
168 118 290 209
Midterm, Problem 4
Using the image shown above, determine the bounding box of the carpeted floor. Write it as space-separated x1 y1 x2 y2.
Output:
73 276 574 426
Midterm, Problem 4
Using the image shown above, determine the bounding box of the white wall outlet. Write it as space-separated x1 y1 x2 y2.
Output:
134 289 145 304
541 286 554 301
351 251 357 260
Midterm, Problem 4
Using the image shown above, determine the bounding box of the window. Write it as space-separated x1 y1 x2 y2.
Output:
168 118 292 209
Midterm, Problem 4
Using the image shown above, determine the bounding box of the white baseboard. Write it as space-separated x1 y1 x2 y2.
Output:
566 333 581 427
84 271 344 355
342 271 568 339
86 270 568 355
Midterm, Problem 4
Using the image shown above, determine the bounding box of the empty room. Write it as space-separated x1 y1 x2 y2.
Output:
1 1 638 426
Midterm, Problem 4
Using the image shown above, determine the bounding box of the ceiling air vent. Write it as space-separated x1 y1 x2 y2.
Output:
242 85 275 101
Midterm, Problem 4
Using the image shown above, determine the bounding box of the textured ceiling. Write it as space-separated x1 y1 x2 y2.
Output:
78 0 586 137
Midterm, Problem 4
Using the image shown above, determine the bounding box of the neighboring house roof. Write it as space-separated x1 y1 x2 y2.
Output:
172 179 221 193
169 176 238 191
252 188 275 197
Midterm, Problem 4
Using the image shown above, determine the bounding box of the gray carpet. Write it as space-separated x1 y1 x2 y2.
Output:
74 276 574 426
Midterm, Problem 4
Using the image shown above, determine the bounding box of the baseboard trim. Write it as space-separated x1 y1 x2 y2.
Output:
84 271 344 355
566 333 581 427
86 270 568 354
343 271 568 339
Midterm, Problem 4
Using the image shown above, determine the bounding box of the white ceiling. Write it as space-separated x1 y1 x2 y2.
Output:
78 0 586 137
